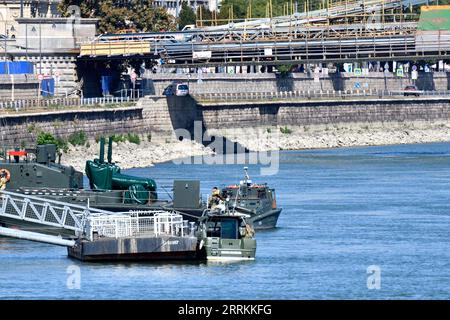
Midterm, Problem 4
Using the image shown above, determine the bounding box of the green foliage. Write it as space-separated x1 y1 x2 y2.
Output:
37 132 69 153
27 124 36 133
110 134 127 143
68 131 88 146
280 126 292 134
217 0 323 21
127 133 141 145
58 0 176 33
37 132 59 146
277 64 294 75
178 2 196 30
108 133 140 144
147 133 152 142
215 0 434 21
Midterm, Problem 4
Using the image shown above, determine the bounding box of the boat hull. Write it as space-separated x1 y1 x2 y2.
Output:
203 237 256 261
247 208 282 230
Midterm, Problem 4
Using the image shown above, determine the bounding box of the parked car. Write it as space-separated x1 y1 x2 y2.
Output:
163 83 189 96
162 85 174 96
404 85 420 97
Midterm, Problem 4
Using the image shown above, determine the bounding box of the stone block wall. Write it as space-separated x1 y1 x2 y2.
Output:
0 107 146 146
2 95 450 147
0 74 39 100
199 98 450 129
145 72 450 95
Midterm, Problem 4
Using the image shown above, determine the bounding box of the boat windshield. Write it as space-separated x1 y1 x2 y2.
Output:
206 218 239 239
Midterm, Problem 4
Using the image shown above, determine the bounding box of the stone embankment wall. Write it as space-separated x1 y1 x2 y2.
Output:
198 97 450 129
0 74 39 100
2 94 450 147
0 96 197 146
0 106 146 146
144 72 450 96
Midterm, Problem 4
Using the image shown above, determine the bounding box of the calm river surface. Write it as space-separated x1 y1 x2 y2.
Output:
1 143 449 299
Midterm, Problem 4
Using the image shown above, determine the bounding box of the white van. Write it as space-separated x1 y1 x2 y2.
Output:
163 83 189 96
175 83 189 96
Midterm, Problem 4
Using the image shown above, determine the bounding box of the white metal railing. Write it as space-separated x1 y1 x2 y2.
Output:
0 191 196 243
195 90 450 102
0 190 111 235
86 210 189 241
0 96 137 111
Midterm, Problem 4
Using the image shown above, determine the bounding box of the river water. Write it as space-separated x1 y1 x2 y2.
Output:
0 143 449 299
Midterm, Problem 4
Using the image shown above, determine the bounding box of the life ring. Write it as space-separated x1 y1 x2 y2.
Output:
0 169 11 182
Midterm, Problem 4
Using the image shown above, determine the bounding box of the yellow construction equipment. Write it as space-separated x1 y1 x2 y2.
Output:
80 41 151 57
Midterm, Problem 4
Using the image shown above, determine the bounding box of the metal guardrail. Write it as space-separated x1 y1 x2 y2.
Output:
0 95 138 111
80 96 134 106
194 90 450 102
0 190 104 235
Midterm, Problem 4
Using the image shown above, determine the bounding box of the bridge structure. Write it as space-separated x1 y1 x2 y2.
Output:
78 1 449 68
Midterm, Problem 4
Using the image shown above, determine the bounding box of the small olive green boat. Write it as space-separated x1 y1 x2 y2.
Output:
197 212 256 261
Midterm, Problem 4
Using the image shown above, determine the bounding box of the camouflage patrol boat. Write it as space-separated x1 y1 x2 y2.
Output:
216 168 282 230
196 211 256 261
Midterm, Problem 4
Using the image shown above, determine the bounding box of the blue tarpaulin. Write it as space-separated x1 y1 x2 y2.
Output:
101 76 114 96
41 78 55 97
0 61 34 74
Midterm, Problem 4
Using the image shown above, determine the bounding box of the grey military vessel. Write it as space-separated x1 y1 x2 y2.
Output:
0 140 281 230
216 167 282 229
0 144 82 191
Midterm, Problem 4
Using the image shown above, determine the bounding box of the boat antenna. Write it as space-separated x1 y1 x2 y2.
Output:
244 166 250 183
232 185 240 214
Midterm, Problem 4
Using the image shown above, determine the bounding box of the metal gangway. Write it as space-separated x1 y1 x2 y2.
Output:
0 190 191 247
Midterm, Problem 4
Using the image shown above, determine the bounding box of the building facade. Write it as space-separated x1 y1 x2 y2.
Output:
153 0 221 17
0 0 62 38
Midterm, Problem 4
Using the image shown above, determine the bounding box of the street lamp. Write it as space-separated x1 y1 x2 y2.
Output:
39 21 42 74
176 0 180 30
4 22 7 62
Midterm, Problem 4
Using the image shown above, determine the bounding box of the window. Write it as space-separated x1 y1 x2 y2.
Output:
220 219 238 239
206 219 239 239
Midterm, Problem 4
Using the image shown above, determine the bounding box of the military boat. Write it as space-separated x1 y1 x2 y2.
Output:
214 167 282 230
0 144 82 190
196 211 256 261
0 138 281 230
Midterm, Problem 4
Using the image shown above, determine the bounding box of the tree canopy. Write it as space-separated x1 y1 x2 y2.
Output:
58 0 449 32
58 0 176 34
178 2 197 30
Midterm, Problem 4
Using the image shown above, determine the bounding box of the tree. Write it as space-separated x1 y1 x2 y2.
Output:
58 0 176 33
197 6 214 26
178 2 197 30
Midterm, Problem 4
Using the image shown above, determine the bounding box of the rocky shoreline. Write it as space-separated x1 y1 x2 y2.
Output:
61 139 214 172
61 121 450 171
207 121 450 152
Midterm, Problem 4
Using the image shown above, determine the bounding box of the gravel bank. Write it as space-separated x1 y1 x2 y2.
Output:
61 121 450 171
